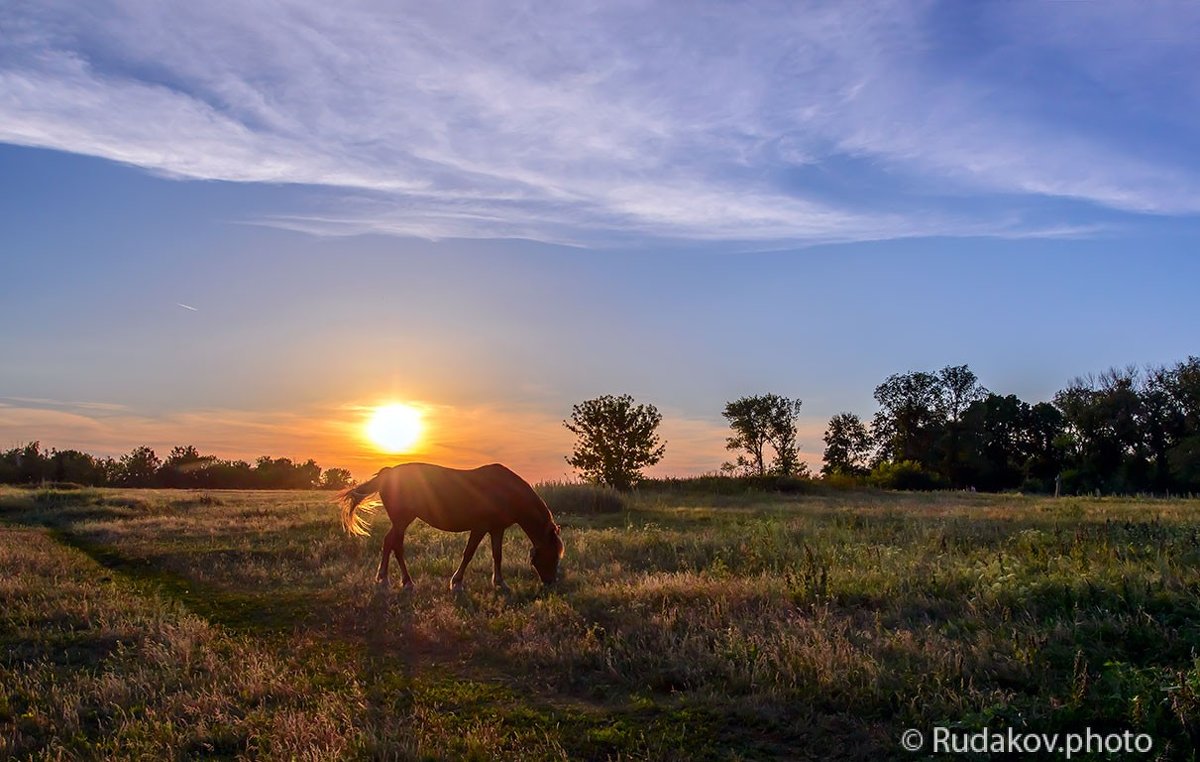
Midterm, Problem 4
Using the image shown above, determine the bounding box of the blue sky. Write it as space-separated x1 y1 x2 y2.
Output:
2 1 1199 478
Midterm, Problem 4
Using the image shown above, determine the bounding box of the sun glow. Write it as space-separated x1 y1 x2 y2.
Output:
366 403 424 453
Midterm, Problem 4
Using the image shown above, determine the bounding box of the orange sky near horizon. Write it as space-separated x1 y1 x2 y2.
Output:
0 396 827 483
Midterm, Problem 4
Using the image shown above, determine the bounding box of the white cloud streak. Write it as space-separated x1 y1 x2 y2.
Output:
2 0 1197 244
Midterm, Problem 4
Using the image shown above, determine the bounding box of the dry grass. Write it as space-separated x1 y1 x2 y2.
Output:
2 486 1199 760
0 525 366 760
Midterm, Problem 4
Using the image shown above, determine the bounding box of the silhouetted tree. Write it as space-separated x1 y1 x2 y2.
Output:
1153 357 1200 491
49 449 103 485
0 449 17 484
565 394 666 490
1055 368 1147 493
869 365 989 484
1024 402 1066 489
6 442 50 484
320 468 354 490
97 457 120 485
253 456 320 489
959 394 1030 491
296 458 322 489
209 459 255 489
722 394 804 476
118 446 161 487
1168 437 1200 491
0 441 355 491
946 394 1068 492
935 365 987 484
158 445 217 488
822 412 873 477
938 365 987 423
871 371 945 467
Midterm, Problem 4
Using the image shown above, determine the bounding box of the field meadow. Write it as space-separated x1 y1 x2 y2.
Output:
2 485 1199 760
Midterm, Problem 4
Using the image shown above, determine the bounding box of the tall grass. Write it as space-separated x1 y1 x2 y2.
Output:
535 480 627 514
2 485 1199 759
640 473 820 495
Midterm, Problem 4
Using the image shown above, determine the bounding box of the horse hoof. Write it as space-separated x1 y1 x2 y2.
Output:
449 580 465 592
375 577 389 588
493 582 510 593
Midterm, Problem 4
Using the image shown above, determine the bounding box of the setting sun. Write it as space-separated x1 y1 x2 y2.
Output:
366 403 424 453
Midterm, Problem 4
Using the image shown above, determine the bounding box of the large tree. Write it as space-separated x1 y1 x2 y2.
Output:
871 371 945 466
936 364 988 484
871 365 986 480
564 394 666 489
821 412 873 477
959 394 1031 491
722 394 804 476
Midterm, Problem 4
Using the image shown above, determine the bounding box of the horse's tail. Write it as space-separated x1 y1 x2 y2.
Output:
337 468 390 536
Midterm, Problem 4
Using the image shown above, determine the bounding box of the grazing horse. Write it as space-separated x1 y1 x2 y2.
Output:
338 463 563 590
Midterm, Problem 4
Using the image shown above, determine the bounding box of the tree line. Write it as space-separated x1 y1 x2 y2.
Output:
0 443 354 490
563 356 1200 495
7 355 1198 495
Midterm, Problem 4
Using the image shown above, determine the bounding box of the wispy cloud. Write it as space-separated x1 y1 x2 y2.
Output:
2 1 1197 244
0 397 129 413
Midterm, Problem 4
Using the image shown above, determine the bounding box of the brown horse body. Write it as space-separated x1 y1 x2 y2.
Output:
339 462 562 590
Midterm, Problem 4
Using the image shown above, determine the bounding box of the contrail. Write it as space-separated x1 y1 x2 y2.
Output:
176 303 199 311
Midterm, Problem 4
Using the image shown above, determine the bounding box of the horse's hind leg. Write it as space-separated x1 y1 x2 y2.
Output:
489 530 509 592
393 517 414 588
376 527 398 586
450 530 485 591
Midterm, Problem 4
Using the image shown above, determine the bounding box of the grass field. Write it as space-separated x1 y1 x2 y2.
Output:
2 485 1199 760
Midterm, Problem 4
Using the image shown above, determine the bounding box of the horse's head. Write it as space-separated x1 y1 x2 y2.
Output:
530 521 563 585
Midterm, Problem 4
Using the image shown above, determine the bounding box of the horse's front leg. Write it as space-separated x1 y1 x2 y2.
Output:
489 530 509 592
450 530 485 591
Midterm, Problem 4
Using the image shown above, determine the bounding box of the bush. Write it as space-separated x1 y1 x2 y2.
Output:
868 460 945 491
822 472 866 491
1019 476 1053 494
536 481 627 514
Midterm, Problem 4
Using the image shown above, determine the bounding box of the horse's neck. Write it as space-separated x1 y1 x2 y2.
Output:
516 505 552 546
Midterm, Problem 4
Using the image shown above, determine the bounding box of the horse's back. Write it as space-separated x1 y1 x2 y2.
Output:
380 462 540 532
